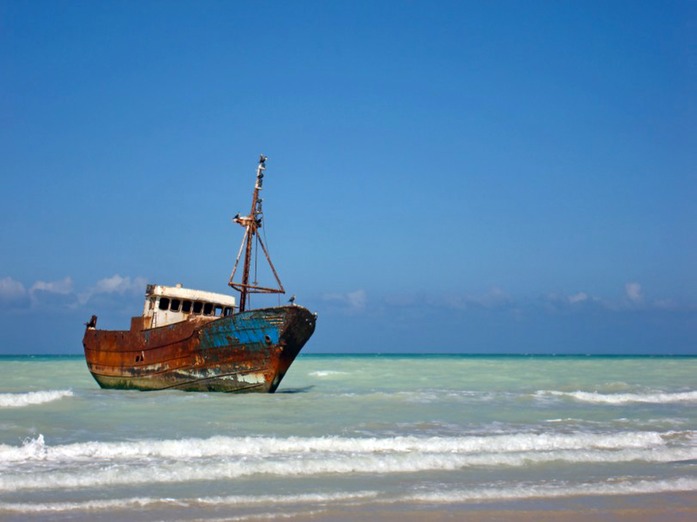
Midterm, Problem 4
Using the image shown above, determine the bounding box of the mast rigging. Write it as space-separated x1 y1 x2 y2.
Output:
228 155 285 312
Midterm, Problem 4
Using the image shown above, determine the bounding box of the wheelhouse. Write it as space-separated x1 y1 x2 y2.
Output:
143 284 236 328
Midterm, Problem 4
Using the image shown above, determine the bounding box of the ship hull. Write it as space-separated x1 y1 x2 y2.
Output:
82 306 316 393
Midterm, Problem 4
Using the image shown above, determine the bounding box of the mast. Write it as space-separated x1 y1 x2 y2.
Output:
229 155 285 312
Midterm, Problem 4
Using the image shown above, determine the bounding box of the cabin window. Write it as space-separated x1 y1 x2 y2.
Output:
159 298 170 311
193 301 203 314
171 299 181 312
181 300 192 313
223 307 232 317
215 305 223 316
203 302 213 315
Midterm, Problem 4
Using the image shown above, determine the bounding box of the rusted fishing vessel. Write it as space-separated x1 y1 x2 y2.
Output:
83 155 316 392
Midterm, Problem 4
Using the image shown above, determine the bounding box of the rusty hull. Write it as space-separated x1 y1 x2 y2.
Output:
83 306 316 392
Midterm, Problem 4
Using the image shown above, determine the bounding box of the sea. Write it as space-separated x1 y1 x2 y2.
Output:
0 354 695 521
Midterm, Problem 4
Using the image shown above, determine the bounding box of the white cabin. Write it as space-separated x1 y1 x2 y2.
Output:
143 284 236 328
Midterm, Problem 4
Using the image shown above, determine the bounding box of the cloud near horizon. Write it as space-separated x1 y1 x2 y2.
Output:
321 289 367 313
78 274 148 305
382 283 690 315
625 282 644 304
0 274 147 310
543 282 667 312
0 276 28 305
2 275 692 317
30 276 74 295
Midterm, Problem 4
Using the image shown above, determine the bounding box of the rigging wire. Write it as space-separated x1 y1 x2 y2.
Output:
260 222 282 306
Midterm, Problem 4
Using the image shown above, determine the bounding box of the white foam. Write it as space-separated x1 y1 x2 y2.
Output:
0 434 48 461
1 477 696 515
406 476 697 503
309 370 348 377
0 491 378 514
0 389 73 408
538 389 697 404
1 451 693 493
0 497 158 514
1 431 695 492
0 430 681 463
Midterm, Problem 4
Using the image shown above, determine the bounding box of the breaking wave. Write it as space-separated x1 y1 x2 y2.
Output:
539 390 697 404
0 390 73 408
1 431 694 492
1 478 696 515
0 430 681 463
308 371 349 378
0 491 379 514
406 476 697 503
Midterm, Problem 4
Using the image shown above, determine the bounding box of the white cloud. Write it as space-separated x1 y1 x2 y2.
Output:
78 274 147 304
30 276 73 295
625 282 643 304
567 292 589 304
435 287 514 310
543 283 689 312
0 276 27 302
544 289 623 312
471 287 512 308
22 277 76 308
95 274 145 294
322 289 367 313
653 298 679 310
1 274 148 309
346 289 367 311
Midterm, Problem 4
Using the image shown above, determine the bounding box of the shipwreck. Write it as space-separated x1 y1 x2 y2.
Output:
83 155 316 392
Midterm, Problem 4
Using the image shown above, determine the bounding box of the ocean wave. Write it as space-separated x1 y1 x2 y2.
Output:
1 476 696 513
3 448 696 492
1 431 695 492
308 370 349 378
0 430 681 463
406 476 697 503
538 390 697 404
0 491 378 514
0 390 73 408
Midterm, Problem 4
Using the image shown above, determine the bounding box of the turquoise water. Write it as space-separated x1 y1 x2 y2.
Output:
1 354 695 520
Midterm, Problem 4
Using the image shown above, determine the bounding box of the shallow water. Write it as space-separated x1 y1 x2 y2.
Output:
1 354 695 520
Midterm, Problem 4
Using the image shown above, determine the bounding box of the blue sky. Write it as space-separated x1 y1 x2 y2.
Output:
1 0 695 354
